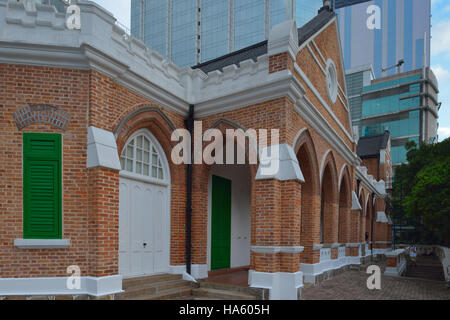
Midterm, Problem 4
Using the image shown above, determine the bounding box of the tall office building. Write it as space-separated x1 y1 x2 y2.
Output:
130 0 322 67
347 66 439 169
36 0 68 12
335 0 431 79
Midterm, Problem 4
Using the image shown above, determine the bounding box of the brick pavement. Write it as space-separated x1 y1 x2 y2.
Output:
302 263 450 300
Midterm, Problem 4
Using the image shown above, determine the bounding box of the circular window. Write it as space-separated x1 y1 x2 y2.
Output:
326 59 338 104
120 131 165 180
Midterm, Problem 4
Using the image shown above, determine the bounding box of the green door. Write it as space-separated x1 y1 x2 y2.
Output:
211 175 231 271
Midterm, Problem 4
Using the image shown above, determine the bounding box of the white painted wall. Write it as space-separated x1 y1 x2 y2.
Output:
207 165 251 270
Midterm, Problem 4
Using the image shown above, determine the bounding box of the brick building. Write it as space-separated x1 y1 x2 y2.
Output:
0 1 391 299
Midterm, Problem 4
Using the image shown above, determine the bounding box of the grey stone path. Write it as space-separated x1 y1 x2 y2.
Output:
302 263 450 300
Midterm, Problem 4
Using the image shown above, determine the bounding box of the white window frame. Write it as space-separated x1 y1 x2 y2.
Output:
119 129 170 186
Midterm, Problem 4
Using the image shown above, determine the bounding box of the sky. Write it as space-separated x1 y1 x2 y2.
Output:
91 0 130 30
91 0 450 141
430 0 450 140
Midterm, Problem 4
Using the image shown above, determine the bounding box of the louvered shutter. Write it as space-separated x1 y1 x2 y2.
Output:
23 133 62 239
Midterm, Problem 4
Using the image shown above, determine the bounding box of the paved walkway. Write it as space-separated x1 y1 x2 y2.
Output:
302 263 450 300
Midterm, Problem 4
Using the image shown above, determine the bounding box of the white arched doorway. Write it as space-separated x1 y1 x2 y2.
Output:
118 129 171 278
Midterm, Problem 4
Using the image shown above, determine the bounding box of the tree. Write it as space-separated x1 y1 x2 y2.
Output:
392 138 450 246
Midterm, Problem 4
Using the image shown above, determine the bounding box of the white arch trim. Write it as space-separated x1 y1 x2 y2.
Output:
365 193 371 217
338 163 349 192
319 149 334 190
293 127 308 152
358 185 364 198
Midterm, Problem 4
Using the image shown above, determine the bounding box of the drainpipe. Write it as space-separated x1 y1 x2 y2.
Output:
371 192 375 261
185 105 194 275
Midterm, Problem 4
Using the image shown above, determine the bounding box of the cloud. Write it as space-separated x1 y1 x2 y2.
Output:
432 65 450 86
432 20 450 57
91 0 131 29
432 0 444 7
438 127 450 140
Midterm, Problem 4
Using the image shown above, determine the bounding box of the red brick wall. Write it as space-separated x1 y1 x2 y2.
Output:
0 65 188 278
0 64 90 278
0 15 391 280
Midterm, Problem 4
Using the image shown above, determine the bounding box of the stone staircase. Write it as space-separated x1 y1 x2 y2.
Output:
404 255 446 282
190 281 264 300
117 274 192 300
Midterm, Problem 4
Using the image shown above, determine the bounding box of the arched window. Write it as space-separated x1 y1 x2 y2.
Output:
120 131 165 180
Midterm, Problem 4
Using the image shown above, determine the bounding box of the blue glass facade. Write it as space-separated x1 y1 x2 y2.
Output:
295 0 322 28
361 74 423 165
145 0 167 57
387 0 397 76
171 0 197 67
130 0 322 67
234 0 265 51
337 0 431 78
130 0 143 41
271 0 291 28
343 6 352 68
201 1 230 62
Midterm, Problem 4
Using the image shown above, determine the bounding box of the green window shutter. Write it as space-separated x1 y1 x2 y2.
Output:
23 133 62 239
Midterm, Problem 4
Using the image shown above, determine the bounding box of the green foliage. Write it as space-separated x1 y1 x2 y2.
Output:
392 138 450 246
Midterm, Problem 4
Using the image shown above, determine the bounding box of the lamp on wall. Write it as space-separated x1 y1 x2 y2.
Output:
382 59 405 74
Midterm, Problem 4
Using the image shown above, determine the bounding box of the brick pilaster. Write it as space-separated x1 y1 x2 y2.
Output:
87 167 119 277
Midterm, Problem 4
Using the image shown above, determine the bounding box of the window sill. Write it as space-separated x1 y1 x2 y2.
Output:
14 239 70 249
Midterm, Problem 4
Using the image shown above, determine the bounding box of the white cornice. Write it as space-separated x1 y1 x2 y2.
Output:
355 166 385 198
268 19 299 60
251 246 305 254
294 63 354 144
194 67 306 118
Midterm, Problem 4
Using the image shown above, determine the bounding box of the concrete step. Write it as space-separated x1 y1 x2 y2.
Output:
196 281 265 299
130 286 193 300
118 274 193 300
118 279 192 299
192 287 257 300
123 274 183 290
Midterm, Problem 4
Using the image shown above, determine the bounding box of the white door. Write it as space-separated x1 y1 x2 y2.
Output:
119 176 168 278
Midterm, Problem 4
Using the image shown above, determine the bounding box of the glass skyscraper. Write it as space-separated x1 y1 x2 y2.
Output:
130 0 322 67
335 0 431 78
346 66 439 169
36 0 68 12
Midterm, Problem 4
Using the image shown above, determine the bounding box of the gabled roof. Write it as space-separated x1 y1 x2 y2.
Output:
357 131 390 158
334 0 371 9
193 41 268 74
193 7 336 74
297 8 336 46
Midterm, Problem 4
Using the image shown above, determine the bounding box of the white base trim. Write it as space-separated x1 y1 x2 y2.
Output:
373 248 390 256
0 275 123 297
169 264 208 280
384 260 407 277
14 239 70 249
249 270 303 300
251 246 304 254
301 256 360 284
